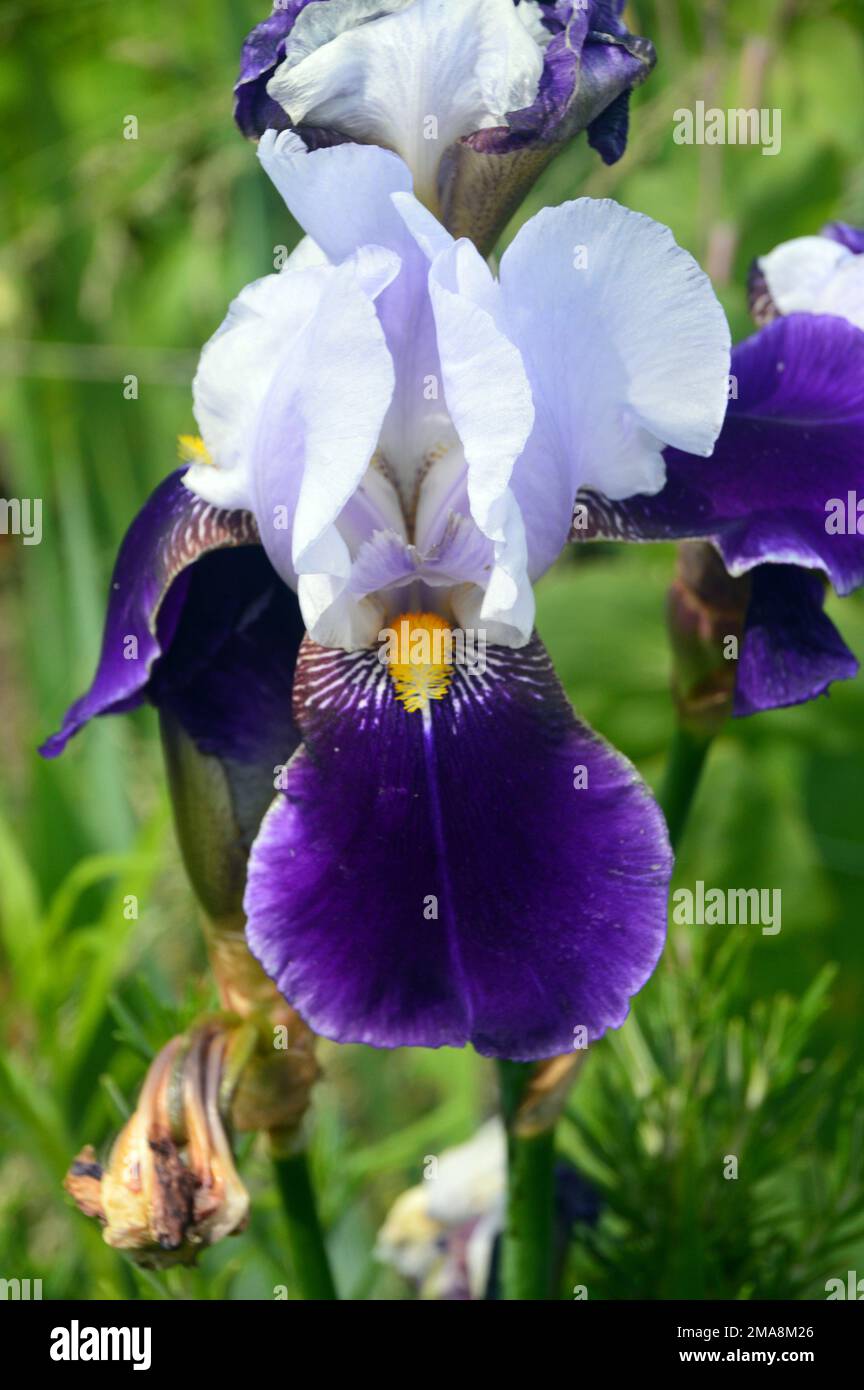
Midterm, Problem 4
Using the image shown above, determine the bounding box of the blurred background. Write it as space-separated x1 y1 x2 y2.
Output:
1 0 864 1300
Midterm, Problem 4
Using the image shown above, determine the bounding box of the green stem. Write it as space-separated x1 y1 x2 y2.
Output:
497 1060 556 1300
658 725 714 851
272 1150 338 1300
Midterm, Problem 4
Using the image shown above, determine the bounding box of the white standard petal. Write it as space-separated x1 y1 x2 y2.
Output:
421 235 536 644
282 234 330 272
425 236 534 529
497 198 731 579
187 264 331 511
259 135 448 504
215 248 399 649
251 246 398 566
758 235 852 315
811 253 864 332
266 0 545 206
258 129 414 263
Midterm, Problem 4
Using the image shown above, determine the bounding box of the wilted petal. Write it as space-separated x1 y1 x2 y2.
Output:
65 1017 317 1267
244 631 671 1060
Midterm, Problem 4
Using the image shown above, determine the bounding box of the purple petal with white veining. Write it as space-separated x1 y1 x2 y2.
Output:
575 314 864 596
40 469 260 757
244 632 671 1059
734 564 858 717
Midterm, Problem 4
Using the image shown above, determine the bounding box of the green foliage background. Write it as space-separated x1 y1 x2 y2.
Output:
1 0 863 1300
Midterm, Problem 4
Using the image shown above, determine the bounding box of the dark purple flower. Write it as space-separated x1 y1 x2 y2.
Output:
575 311 864 716
234 1 655 251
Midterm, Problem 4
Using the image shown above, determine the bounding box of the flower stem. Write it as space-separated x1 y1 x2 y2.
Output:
497 1060 556 1300
658 724 714 851
272 1149 338 1300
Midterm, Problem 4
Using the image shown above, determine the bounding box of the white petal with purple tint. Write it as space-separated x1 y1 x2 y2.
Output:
266 0 547 205
758 235 852 315
497 198 730 579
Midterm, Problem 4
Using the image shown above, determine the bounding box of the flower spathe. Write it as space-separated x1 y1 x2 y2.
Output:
44 136 739 1057
234 1 656 251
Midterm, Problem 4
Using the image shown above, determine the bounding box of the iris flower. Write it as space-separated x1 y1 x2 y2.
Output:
376 1118 597 1299
577 221 864 718
749 220 864 331
376 1119 508 1298
234 0 655 250
43 131 732 1060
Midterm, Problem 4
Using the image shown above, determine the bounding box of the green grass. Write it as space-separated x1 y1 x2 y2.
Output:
1 0 864 1299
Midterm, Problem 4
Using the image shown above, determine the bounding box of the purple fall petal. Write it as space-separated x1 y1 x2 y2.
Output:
148 546 305 765
40 469 261 758
734 565 858 717
576 314 864 595
244 632 671 1059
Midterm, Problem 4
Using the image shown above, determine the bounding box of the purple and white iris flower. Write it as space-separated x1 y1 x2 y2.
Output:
749 220 864 330
234 0 655 249
578 221 864 718
42 131 733 1060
